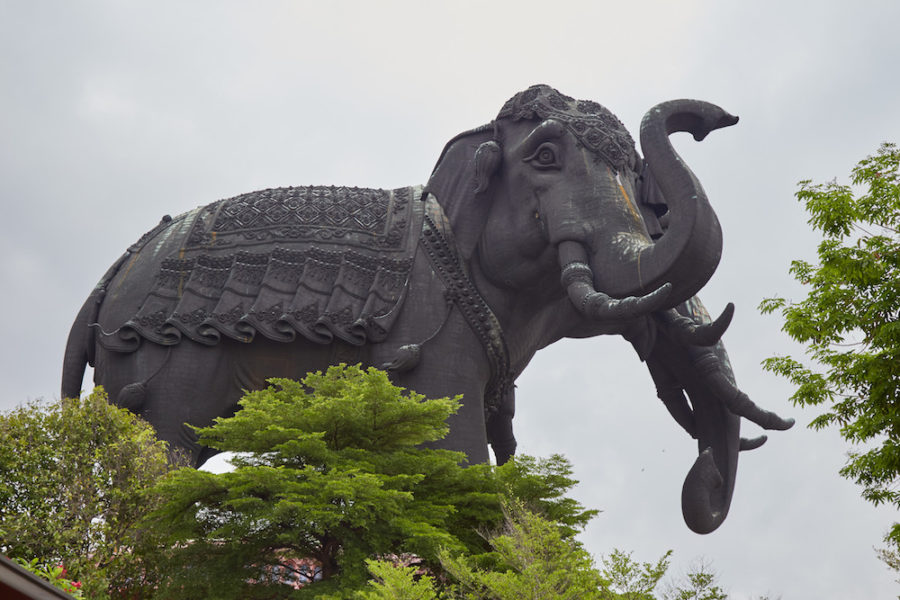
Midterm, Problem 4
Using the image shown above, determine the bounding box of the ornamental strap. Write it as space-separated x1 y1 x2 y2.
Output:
419 195 512 414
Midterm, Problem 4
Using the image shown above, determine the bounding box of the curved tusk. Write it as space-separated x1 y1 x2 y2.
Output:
559 241 672 321
722 388 795 431
691 356 796 432
657 303 734 347
740 435 767 451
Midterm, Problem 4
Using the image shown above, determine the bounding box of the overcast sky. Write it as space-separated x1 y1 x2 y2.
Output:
2 1 899 597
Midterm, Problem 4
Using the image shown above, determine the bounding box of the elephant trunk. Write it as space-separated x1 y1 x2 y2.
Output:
679 350 742 534
681 446 735 534
591 100 738 307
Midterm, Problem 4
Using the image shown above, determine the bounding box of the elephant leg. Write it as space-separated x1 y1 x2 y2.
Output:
391 344 492 464
486 386 516 465
94 340 243 467
410 375 491 464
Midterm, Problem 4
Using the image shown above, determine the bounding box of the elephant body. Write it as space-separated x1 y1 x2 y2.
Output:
63 85 792 533
68 185 510 465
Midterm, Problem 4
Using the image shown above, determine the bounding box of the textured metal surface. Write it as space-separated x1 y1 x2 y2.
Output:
63 85 792 534
100 186 422 351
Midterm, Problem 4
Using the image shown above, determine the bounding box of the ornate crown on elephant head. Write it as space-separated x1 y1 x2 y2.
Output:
496 84 638 173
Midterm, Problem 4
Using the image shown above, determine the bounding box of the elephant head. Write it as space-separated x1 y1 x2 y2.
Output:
427 85 738 322
426 85 747 533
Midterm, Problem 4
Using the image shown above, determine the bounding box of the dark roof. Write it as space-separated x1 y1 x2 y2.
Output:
0 555 76 600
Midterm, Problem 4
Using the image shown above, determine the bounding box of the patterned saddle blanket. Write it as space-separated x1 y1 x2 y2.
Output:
106 185 425 350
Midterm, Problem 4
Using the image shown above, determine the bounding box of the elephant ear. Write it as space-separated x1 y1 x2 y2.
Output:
424 124 499 260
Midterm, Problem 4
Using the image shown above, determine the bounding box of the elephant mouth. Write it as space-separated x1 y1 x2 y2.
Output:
558 240 672 321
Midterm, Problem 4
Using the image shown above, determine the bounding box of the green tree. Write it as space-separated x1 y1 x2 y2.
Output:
139 365 595 599
492 453 597 540
354 559 442 600
600 549 671 600
440 499 610 600
661 560 727 600
759 142 900 551
361 507 720 600
0 388 176 598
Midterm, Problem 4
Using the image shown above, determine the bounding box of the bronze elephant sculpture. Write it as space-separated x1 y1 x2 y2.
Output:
62 85 792 534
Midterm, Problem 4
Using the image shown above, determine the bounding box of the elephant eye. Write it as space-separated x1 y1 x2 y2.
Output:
524 143 561 170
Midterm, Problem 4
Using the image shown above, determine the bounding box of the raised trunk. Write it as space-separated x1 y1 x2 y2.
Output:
591 100 738 306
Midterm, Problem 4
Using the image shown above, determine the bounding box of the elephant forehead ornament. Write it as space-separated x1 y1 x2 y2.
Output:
63 84 793 534
496 85 638 173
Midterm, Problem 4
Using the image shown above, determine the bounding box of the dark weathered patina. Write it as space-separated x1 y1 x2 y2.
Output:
63 85 792 534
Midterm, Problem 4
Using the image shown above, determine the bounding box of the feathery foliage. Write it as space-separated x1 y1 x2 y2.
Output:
139 365 595 598
760 142 900 554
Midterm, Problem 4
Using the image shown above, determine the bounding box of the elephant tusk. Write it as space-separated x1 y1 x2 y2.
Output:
690 352 796 432
558 241 672 321
563 263 672 319
722 389 796 431
656 303 734 347
740 435 767 451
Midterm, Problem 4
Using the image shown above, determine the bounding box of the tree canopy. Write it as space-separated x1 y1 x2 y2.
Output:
1 367 752 598
138 365 596 599
760 142 900 552
439 500 611 600
0 388 177 598
358 502 729 600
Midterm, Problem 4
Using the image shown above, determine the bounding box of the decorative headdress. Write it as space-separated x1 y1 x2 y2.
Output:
497 84 637 173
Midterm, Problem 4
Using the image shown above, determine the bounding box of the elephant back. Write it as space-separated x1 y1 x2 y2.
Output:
96 185 425 353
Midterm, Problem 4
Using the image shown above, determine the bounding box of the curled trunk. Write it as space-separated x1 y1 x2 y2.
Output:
591 100 738 306
681 400 741 534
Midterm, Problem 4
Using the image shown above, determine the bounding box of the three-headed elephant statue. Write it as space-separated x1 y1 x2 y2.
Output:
62 84 792 534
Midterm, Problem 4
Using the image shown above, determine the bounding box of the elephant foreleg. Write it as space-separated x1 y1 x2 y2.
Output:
486 386 517 465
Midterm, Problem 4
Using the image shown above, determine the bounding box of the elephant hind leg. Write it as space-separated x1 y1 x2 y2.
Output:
95 340 241 467
104 377 206 466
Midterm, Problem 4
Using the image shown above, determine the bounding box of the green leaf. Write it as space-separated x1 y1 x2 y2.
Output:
0 388 177 598
139 366 606 597
761 142 900 559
